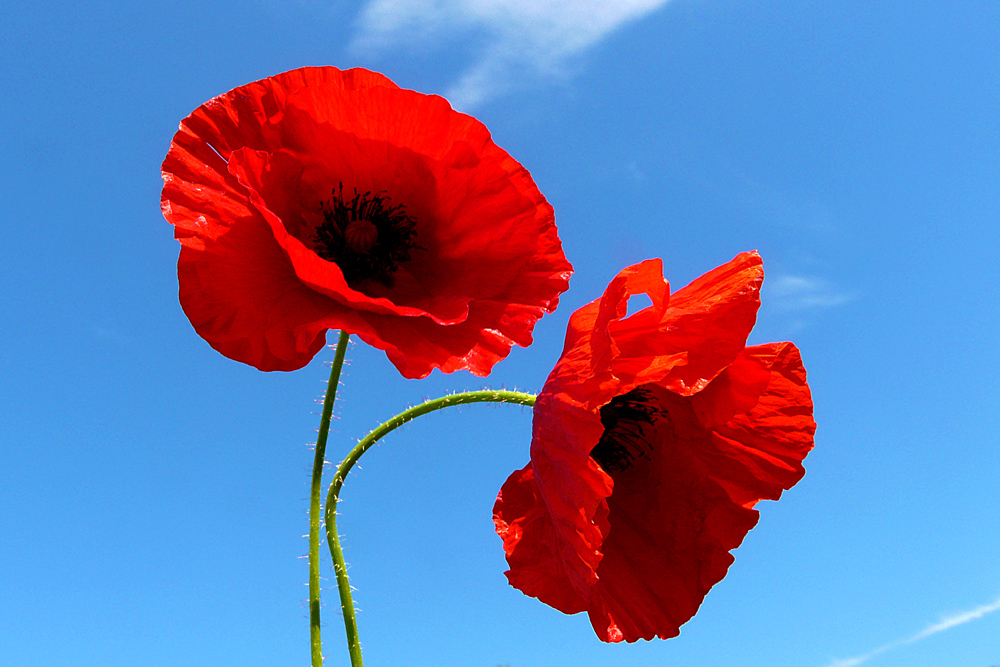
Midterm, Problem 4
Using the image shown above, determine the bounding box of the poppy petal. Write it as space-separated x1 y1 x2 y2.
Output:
690 342 816 508
175 215 330 371
615 251 764 397
494 464 596 615
542 253 763 414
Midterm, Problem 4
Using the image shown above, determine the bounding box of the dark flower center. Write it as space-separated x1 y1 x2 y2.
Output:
313 184 421 288
591 387 658 473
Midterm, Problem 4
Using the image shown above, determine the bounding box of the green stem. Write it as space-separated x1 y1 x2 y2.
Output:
324 389 537 667
310 330 351 667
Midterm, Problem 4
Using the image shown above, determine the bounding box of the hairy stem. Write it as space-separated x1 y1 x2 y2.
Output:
309 330 351 667
325 389 537 667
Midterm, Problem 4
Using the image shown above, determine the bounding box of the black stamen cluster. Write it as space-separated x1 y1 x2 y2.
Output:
591 387 659 473
314 184 421 288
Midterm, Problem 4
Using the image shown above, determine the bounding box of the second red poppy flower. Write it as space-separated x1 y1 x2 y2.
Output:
494 251 816 642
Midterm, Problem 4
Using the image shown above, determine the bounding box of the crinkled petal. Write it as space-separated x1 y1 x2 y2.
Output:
163 67 397 242
544 253 763 412
689 342 816 508
494 464 602 614
176 213 330 371
614 251 764 396
355 284 567 379
584 343 815 642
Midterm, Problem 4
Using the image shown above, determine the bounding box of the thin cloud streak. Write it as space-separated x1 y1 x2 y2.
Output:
765 275 855 312
912 597 1000 640
351 0 672 109
824 596 1000 667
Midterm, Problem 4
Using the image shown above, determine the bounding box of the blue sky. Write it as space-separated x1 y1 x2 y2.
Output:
1 1 998 666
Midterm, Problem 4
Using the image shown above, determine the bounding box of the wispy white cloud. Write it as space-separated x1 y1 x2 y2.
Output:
910 597 1000 640
351 0 672 109
765 275 855 312
823 595 1000 667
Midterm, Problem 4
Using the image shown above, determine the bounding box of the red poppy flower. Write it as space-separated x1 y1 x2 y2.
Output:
161 67 571 377
493 251 816 642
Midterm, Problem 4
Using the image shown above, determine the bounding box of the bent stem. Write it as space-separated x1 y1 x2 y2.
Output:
310 330 351 667
325 389 537 667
